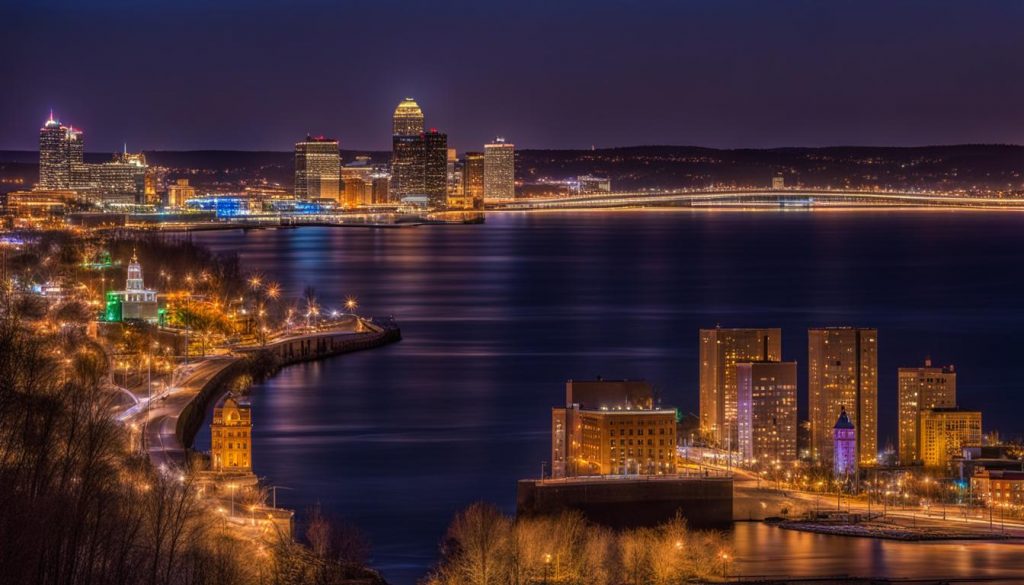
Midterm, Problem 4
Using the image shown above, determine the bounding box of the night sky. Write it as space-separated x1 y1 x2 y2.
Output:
2 0 1023 152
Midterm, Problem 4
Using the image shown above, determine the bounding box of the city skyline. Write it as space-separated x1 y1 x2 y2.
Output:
3 1 1023 152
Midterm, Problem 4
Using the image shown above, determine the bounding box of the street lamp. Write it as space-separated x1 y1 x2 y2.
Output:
543 553 552 584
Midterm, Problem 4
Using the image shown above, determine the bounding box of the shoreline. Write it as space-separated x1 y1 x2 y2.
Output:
175 318 402 453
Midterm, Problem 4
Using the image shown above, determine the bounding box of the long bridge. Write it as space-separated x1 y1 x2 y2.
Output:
490 189 1024 211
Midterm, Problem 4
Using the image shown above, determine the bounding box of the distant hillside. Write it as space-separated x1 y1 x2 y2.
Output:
2 144 1022 194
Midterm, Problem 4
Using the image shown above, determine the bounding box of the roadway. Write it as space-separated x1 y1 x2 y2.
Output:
492 188 1024 211
130 356 239 474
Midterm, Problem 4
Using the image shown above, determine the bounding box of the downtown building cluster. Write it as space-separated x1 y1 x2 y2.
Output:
699 326 983 476
30 112 151 205
293 97 516 211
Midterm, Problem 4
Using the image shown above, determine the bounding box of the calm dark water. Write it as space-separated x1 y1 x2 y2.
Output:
194 211 1024 584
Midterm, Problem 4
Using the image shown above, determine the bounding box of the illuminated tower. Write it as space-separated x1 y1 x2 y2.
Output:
898 359 956 465
463 151 485 209
392 97 424 136
38 112 82 189
809 327 878 468
294 136 340 201
833 406 857 476
391 134 425 198
423 129 448 209
483 137 515 201
699 327 782 449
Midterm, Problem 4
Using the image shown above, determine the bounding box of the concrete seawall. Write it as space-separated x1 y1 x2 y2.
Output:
175 322 402 453
517 475 734 529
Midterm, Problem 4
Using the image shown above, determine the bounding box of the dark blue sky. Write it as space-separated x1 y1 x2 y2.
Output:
2 0 1022 152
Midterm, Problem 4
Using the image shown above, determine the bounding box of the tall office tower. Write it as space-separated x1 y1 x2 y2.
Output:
808 327 878 468
38 113 83 189
898 359 957 465
392 97 424 136
463 151 485 209
423 129 448 209
736 361 798 464
294 136 340 201
551 379 676 478
391 98 426 200
920 408 981 468
483 137 515 201
698 327 782 450
391 134 426 198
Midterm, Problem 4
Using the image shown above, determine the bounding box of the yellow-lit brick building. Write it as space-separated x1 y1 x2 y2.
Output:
920 408 981 468
576 410 678 476
897 360 956 465
551 379 677 477
972 470 1024 506
211 394 252 472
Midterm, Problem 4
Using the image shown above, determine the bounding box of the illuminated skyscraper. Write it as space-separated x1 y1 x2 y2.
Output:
898 359 956 465
699 327 782 449
391 134 425 198
392 97 424 136
808 327 878 468
294 136 340 201
484 137 515 201
463 151 485 209
38 112 83 190
736 361 797 464
423 129 448 209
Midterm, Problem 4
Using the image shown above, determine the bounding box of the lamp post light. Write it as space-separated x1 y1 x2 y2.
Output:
543 553 552 584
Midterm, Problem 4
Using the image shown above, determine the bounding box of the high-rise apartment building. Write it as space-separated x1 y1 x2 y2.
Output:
920 408 981 468
392 97 424 136
391 134 425 199
699 327 782 449
736 361 798 464
294 136 340 201
898 360 957 465
423 129 448 210
463 151 485 209
483 138 515 201
38 113 83 190
808 327 878 468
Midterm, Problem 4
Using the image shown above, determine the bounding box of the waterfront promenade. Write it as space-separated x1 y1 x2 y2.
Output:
115 316 401 540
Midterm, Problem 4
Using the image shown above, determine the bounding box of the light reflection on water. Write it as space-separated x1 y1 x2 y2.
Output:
193 211 1024 584
732 523 1024 582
